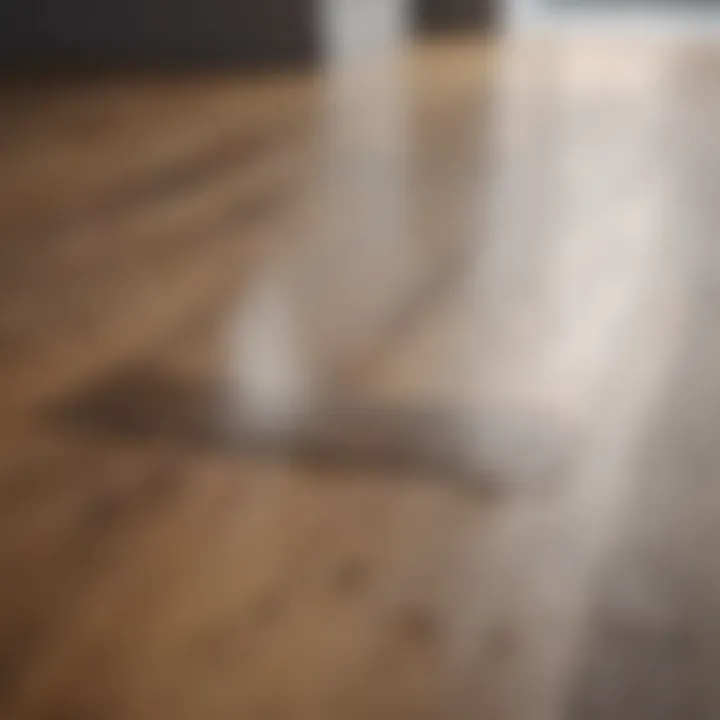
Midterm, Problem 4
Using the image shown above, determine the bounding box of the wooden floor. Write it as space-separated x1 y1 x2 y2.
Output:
1 38 720 719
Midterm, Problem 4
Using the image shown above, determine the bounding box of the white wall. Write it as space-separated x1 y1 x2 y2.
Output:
503 0 720 35
319 0 411 60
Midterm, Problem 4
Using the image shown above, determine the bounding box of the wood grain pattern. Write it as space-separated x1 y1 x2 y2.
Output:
0 38 718 720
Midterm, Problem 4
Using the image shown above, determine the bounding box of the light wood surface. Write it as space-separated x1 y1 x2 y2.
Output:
1 38 719 719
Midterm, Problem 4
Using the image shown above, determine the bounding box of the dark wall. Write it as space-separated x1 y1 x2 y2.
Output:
416 0 495 29
0 0 494 68
0 0 317 66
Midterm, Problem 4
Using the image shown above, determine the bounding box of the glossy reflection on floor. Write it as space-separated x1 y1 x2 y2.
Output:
0 37 716 720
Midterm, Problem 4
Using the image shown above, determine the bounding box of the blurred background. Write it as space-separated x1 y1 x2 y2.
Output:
2 1 720 719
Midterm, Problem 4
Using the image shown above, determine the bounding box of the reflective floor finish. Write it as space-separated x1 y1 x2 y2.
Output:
1 38 719 719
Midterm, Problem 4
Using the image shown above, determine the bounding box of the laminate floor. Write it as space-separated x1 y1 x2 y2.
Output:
0 38 718 720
